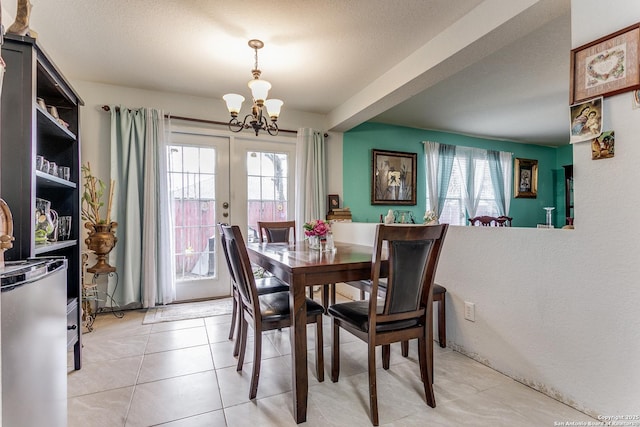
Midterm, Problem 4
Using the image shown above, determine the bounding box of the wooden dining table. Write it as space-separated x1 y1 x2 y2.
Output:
247 240 386 424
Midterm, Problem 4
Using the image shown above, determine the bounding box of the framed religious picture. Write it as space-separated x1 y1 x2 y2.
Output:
371 149 417 205
328 194 340 210
514 158 538 199
570 23 640 104
570 97 603 144
591 130 615 160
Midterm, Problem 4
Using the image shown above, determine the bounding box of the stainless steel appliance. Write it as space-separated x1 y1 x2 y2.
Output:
1 258 68 427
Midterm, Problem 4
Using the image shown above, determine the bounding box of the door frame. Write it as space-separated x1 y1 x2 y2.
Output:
169 122 297 301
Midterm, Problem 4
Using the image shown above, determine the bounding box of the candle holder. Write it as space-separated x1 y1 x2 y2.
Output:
543 207 555 228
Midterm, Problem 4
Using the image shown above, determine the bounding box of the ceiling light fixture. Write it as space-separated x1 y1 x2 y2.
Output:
223 39 283 136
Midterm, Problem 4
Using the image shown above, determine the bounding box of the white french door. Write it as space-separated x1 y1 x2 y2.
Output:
168 131 231 301
168 127 296 302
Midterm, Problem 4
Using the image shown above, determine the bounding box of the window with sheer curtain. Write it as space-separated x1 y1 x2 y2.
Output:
424 142 512 226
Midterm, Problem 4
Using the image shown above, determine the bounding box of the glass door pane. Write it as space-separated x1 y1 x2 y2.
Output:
246 151 290 242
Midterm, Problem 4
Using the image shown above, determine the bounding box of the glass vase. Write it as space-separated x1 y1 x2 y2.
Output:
308 235 321 250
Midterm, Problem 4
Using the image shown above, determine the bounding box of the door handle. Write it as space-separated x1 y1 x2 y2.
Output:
222 202 229 209
223 212 229 217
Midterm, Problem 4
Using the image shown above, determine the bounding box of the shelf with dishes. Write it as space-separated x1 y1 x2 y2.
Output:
3 33 84 370
36 104 76 140
35 170 76 189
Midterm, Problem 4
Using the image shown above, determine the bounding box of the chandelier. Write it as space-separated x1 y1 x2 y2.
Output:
223 39 283 136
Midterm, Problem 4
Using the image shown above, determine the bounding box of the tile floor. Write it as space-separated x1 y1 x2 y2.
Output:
68 295 596 427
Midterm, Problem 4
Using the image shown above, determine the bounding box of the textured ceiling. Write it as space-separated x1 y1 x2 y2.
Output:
2 0 571 145
373 12 571 145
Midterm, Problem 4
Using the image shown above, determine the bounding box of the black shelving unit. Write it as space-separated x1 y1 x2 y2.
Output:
1 34 84 369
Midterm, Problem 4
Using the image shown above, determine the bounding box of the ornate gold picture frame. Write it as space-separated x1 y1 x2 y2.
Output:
514 158 538 199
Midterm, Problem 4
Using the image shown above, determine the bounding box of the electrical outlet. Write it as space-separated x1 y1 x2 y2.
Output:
464 301 475 322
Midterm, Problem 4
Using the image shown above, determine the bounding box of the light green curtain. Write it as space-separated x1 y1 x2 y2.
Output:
109 106 175 308
424 142 455 217
437 144 456 216
488 150 513 217
456 146 487 219
295 128 326 231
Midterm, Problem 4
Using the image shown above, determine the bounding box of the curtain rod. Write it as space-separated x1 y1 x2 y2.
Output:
101 105 328 137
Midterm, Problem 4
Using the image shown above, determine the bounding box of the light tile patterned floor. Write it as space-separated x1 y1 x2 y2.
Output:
68 295 596 426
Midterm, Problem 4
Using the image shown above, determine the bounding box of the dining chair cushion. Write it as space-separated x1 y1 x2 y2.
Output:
255 276 289 295
327 300 419 333
259 291 325 322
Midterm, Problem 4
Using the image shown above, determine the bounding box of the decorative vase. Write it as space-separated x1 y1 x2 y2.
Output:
307 235 321 250
384 209 395 224
85 221 118 273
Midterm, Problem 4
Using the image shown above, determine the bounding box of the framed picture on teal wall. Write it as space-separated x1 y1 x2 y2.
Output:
514 158 538 198
371 149 417 205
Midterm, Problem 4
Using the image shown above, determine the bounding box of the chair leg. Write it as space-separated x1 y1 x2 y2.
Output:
331 318 340 382
438 297 446 348
233 298 243 357
249 325 262 400
228 291 237 340
428 317 435 384
308 287 314 300
322 285 329 313
401 340 409 357
236 315 248 371
330 283 336 306
382 344 390 370
368 342 379 426
418 335 436 408
315 314 324 382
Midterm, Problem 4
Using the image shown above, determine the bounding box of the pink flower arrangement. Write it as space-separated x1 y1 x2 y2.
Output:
303 219 330 237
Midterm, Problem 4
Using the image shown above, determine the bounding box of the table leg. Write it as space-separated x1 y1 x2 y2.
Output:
290 281 308 423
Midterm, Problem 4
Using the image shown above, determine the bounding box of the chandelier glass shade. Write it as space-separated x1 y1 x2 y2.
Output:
223 40 283 136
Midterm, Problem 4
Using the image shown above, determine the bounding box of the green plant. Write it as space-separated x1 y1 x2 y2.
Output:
81 163 114 224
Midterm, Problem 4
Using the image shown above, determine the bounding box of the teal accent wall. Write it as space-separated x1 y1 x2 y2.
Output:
343 122 572 228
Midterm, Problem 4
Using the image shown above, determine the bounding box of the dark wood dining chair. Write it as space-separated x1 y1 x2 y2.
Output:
329 223 448 426
217 223 289 357
346 279 447 349
495 215 513 226
257 220 296 243
220 224 325 399
468 215 512 227
257 219 334 311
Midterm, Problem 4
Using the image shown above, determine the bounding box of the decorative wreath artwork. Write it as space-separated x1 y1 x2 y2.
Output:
570 23 640 104
586 48 626 88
